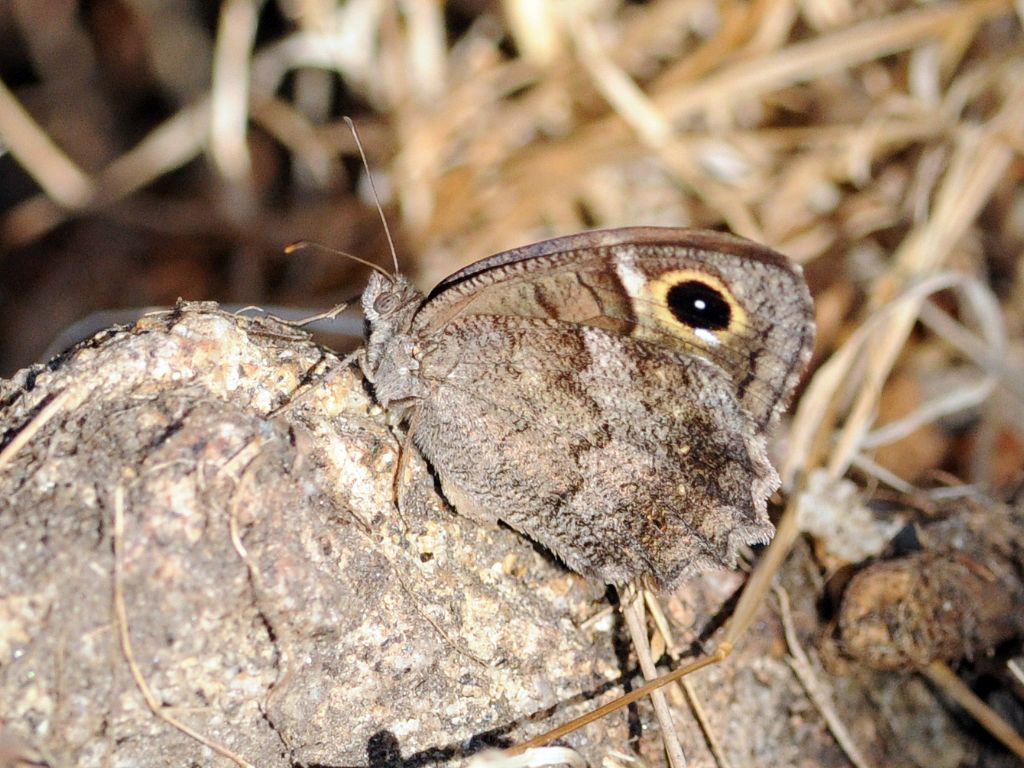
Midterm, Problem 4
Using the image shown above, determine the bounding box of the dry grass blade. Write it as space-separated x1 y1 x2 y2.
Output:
826 82 1024 481
2 99 212 247
643 591 733 768
0 388 75 473
653 0 1013 120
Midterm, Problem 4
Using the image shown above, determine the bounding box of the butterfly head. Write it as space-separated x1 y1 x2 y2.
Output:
361 272 427 413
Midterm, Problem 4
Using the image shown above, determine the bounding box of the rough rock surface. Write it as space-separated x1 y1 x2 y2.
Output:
2 303 1004 768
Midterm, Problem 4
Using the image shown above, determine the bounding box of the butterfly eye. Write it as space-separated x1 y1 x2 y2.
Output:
373 292 402 316
666 280 731 331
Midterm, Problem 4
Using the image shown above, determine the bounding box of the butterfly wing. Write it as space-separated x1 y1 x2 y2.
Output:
412 314 778 587
416 227 814 430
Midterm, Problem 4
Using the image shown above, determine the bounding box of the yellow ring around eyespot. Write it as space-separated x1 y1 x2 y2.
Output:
646 269 747 342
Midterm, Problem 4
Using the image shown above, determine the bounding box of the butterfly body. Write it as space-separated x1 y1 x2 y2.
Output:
361 227 814 588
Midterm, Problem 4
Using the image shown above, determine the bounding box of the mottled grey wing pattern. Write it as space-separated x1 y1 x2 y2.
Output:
411 315 777 587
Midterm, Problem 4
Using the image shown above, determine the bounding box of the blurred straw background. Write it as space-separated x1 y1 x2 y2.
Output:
1 0 1023 766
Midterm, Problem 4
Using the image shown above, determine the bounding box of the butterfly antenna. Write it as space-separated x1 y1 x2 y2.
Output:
344 116 400 276
284 241 393 279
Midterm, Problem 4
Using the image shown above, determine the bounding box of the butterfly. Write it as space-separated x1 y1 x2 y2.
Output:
359 227 814 588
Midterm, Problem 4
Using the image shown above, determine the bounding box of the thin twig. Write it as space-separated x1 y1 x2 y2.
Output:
210 0 259 185
0 389 75 473
775 585 873 768
620 584 687 768
0 76 94 207
922 661 1024 760
225 441 297 757
644 591 733 768
111 485 256 768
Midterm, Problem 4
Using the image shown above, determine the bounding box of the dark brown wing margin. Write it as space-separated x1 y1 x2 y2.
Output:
426 226 797 301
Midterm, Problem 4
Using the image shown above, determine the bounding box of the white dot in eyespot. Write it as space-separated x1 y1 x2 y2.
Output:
695 328 720 345
694 299 707 310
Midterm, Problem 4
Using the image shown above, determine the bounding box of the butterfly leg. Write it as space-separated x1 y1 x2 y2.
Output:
390 409 422 532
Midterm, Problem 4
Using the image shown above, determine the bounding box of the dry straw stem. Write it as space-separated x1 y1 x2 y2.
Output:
421 0 1015 260
775 586 872 768
643 590 733 768
565 0 1014 242
210 0 260 187
1 0 1014 255
1 99 212 246
766 48 1024 760
619 585 686 768
0 387 75 473
0 77 94 209
784 65 1024 486
923 661 1024 759
827 90 1024 479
